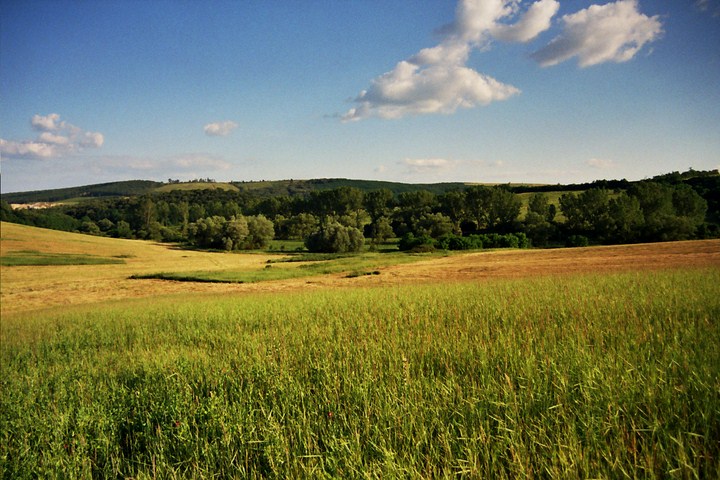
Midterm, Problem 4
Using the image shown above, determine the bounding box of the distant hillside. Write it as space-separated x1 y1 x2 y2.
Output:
3 169 717 206
155 182 239 193
232 178 470 197
2 178 471 204
1 180 162 203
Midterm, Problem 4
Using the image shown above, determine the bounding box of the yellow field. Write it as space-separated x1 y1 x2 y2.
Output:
0 222 287 316
2 221 719 317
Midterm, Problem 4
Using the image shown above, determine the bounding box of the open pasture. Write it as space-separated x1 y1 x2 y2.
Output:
1 223 719 477
2 221 719 316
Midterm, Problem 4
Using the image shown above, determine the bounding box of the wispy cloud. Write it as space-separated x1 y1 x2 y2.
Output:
399 157 506 175
94 153 232 175
401 158 456 174
586 158 616 169
203 120 238 137
0 113 104 160
342 0 560 122
531 0 663 67
695 0 720 17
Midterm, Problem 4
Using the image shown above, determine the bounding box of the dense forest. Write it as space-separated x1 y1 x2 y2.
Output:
2 169 718 253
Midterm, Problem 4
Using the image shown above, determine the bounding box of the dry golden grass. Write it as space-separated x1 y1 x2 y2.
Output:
0 222 290 315
2 221 719 317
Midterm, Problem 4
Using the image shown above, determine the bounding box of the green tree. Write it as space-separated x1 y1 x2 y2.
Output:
169 201 190 228
527 193 555 223
155 200 171 226
116 220 133 239
672 184 707 225
523 193 556 246
187 216 226 249
364 189 394 221
97 218 115 234
308 187 364 218
560 189 612 238
223 216 249 250
287 213 319 240
188 203 206 223
607 193 643 244
394 190 436 235
630 182 705 241
245 215 275 249
305 220 364 253
438 190 466 231
465 186 521 232
137 196 156 233
80 220 101 236
416 213 455 238
367 216 395 246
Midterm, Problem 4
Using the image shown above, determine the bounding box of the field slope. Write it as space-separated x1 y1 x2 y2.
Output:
2 222 719 316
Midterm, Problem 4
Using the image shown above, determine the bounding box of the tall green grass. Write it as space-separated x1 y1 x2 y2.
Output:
1 269 719 478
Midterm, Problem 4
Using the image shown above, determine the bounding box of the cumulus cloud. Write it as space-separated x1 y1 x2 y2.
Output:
1 113 104 160
31 113 64 132
342 0 664 121
342 0 559 122
0 139 57 159
490 0 561 43
586 158 616 169
204 120 238 137
531 0 663 67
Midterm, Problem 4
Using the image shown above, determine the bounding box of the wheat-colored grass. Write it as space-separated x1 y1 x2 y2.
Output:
2 221 719 316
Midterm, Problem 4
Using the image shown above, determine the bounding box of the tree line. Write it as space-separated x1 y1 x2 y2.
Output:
1 170 717 253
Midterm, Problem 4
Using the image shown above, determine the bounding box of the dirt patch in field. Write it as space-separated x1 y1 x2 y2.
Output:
2 237 719 316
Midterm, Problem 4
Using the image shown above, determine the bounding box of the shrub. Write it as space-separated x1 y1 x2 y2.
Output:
566 234 590 247
436 234 482 251
398 233 435 251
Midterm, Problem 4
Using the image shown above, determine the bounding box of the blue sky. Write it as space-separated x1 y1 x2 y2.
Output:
1 0 719 193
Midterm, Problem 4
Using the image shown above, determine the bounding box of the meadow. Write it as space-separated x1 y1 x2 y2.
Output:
1 223 719 478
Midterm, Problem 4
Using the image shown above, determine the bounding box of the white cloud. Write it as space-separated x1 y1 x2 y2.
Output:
401 158 456 174
37 132 71 146
342 0 662 120
342 0 559 122
204 120 238 136
0 139 57 159
531 0 663 67
78 131 105 148
586 158 616 169
31 113 64 132
490 0 560 43
1 113 104 160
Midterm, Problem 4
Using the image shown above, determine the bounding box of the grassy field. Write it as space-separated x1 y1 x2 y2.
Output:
1 223 719 478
